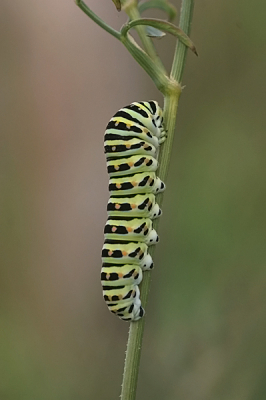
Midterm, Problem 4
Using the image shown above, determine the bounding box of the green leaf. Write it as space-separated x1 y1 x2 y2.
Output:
121 18 198 55
138 0 177 22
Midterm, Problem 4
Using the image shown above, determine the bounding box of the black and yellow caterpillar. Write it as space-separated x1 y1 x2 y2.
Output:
101 101 166 321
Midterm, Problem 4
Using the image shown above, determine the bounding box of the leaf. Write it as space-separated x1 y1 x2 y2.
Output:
121 18 198 55
138 0 177 22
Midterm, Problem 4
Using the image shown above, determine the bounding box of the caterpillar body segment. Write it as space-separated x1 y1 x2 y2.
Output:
101 263 143 287
107 155 158 177
105 124 161 149
109 172 166 196
101 101 165 321
104 138 157 159
104 218 159 245
102 242 153 269
103 285 144 321
107 194 162 219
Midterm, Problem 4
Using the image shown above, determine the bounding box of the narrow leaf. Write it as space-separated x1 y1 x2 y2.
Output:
121 18 198 55
138 0 177 22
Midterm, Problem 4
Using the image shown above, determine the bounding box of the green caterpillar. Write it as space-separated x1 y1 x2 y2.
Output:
101 101 166 321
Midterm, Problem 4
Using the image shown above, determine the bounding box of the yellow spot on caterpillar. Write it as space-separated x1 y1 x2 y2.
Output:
132 181 137 187
106 273 110 280
114 165 119 170
116 183 121 189
115 121 119 126
112 146 116 151
131 204 136 209
108 250 113 256
118 272 123 278
126 143 131 149
112 226 117 233
143 128 148 133
115 204 121 209
119 294 123 300
126 123 132 129
127 227 133 232
128 162 134 167
122 250 127 256
133 271 138 278
148 178 153 184
145 159 150 164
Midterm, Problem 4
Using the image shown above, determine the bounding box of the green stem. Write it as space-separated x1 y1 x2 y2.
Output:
121 0 167 73
120 1 195 399
75 0 121 40
75 0 169 93
121 33 171 95
171 0 195 81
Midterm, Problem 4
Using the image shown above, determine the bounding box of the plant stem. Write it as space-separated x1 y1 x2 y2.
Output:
76 0 170 93
120 1 195 399
121 0 167 73
121 33 171 95
75 0 121 40
171 0 195 81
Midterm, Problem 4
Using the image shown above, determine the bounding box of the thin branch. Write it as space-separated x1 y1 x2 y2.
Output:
76 0 170 93
120 32 171 94
171 0 195 81
75 0 121 40
121 0 167 72
138 0 177 23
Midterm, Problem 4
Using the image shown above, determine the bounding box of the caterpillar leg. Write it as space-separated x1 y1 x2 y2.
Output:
158 136 166 144
116 287 145 321
119 305 145 321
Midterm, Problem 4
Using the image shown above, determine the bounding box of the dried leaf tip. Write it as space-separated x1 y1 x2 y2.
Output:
112 0 121 11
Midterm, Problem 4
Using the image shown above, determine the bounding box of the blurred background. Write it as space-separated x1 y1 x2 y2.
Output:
1 0 266 399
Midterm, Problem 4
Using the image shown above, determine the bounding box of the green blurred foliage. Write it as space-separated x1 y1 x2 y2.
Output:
1 0 266 399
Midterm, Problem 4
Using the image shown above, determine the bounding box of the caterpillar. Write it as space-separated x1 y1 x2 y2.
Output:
101 101 166 321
